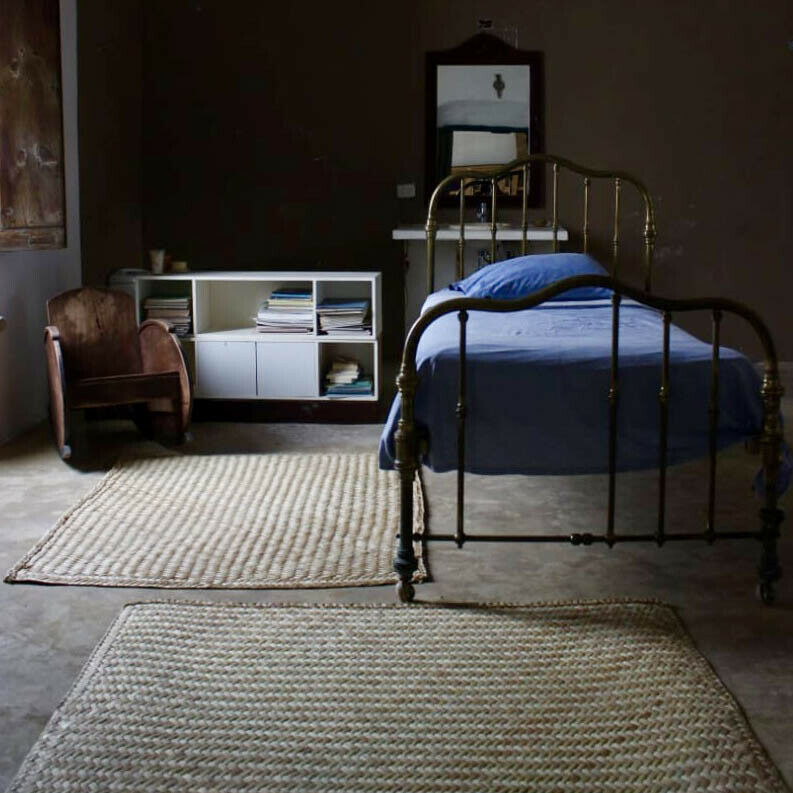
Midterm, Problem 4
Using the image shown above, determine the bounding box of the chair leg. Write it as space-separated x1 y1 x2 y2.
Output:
133 404 187 445
48 404 72 460
45 329 71 459
757 507 783 605
132 404 154 439
149 409 186 445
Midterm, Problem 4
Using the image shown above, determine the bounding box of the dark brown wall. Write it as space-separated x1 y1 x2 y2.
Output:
83 0 793 357
78 0 143 286
413 0 793 357
141 1 420 357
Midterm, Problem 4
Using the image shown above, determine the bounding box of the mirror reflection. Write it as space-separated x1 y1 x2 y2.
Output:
426 34 543 207
437 64 530 195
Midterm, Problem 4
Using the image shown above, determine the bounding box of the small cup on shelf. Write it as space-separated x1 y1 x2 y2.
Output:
149 249 165 274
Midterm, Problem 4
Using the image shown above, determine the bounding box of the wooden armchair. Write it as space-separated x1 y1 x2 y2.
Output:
44 287 192 459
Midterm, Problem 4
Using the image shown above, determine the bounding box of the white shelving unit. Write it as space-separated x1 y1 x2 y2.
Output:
133 271 381 402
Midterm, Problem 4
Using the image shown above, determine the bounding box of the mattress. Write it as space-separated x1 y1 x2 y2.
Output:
379 291 764 475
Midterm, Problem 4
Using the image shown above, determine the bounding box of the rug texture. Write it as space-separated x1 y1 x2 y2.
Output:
7 601 788 793
5 453 425 588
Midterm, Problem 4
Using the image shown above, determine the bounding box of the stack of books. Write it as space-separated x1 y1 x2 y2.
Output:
143 296 192 336
316 298 371 336
255 287 314 334
324 357 373 396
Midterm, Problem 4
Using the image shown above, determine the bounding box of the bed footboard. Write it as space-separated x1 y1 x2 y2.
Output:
393 275 784 604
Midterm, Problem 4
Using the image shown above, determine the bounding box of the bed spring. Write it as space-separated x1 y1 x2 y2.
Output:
393 274 785 605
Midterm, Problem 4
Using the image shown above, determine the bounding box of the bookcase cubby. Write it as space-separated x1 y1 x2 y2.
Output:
133 271 381 402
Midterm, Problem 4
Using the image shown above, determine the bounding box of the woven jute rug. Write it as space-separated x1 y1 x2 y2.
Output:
5 453 425 588
7 601 788 793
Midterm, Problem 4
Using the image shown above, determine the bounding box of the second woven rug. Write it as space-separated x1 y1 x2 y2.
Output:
5 452 425 589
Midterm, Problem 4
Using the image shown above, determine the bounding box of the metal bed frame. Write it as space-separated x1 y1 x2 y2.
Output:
393 154 784 604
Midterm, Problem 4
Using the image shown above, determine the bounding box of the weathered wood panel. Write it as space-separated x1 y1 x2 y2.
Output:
0 0 65 250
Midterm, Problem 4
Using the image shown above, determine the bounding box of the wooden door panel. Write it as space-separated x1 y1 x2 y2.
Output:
0 0 65 250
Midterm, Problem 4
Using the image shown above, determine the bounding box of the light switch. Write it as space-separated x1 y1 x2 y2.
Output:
397 183 416 199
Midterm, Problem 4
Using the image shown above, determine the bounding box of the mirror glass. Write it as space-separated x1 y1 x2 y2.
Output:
425 34 543 207
437 65 530 182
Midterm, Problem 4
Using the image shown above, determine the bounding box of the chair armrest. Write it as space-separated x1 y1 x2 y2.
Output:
138 319 187 375
44 325 65 386
138 320 192 430
138 318 172 336
44 323 71 457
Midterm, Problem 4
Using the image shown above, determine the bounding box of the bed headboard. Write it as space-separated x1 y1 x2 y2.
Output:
425 153 656 296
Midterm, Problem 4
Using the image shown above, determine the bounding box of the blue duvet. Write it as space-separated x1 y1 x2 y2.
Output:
379 290 764 475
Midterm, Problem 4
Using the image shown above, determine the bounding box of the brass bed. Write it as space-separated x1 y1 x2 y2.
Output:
390 154 784 604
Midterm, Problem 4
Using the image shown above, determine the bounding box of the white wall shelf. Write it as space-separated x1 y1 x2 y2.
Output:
393 224 569 333
392 223 569 242
133 271 381 402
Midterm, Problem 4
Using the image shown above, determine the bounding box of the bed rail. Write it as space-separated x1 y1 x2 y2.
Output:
425 154 657 295
393 275 784 604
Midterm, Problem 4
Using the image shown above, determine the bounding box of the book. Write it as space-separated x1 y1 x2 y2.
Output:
143 296 192 336
317 298 370 335
144 297 191 307
145 309 191 318
270 288 312 298
325 377 373 396
253 298 314 333
323 357 372 396
323 327 372 336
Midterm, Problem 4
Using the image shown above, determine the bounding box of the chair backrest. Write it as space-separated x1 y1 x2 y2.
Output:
47 287 142 380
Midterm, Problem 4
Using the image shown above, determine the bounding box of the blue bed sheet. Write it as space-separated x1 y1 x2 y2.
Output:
379 290 764 475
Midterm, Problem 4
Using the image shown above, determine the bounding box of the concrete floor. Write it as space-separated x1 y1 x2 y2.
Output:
2 413 792 788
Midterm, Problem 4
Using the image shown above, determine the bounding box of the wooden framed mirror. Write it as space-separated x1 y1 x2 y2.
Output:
425 33 544 208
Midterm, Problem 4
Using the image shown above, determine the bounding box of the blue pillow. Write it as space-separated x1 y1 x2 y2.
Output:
448 253 612 301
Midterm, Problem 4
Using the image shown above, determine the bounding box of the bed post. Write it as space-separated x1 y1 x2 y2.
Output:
642 193 656 293
426 216 438 297
758 368 784 604
394 362 419 602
